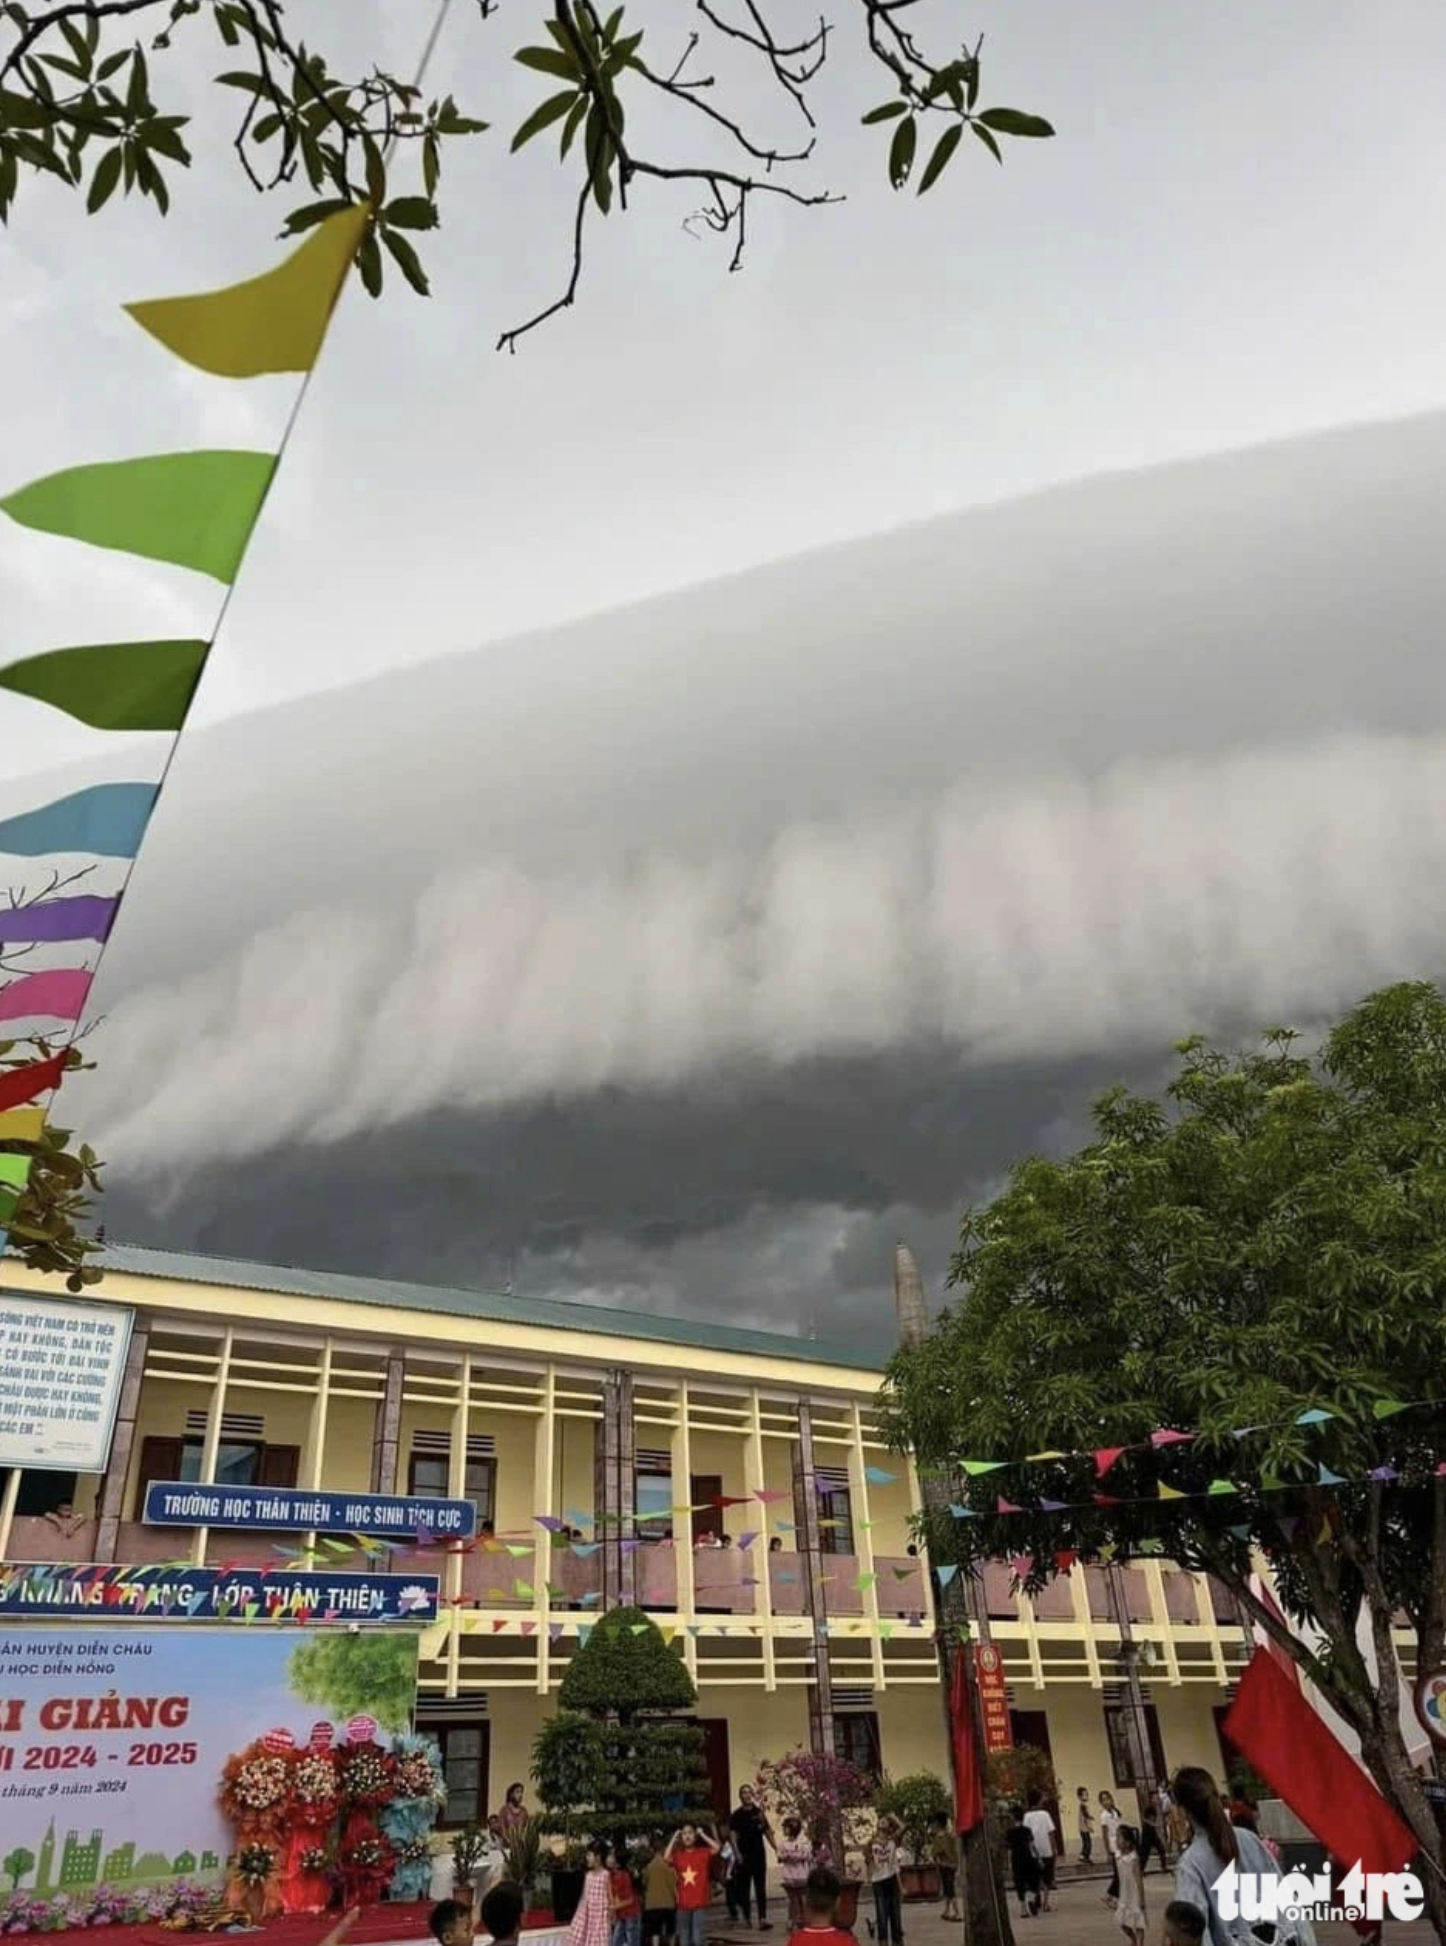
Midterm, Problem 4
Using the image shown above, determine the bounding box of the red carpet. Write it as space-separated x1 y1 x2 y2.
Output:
5 1904 438 1946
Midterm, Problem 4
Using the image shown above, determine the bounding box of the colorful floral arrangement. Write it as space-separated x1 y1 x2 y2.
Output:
212 1720 440 1916
221 1744 293 1826
335 1741 397 1809
379 1734 446 1900
292 1751 341 1826
0 1881 213 1934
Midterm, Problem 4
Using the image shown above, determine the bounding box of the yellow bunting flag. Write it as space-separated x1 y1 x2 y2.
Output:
1158 1483 1185 1500
0 1107 45 1143
124 206 372 378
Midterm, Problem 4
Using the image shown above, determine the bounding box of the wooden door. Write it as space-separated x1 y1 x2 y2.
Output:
1010 1709 1062 1844
695 1717 731 1815
690 1475 724 1543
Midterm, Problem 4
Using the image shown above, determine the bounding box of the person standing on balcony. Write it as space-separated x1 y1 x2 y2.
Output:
730 1784 776 1929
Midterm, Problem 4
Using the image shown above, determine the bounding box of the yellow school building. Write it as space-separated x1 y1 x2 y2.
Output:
0 1247 1253 1829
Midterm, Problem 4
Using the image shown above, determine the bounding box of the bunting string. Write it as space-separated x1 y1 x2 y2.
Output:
0 5 457 1256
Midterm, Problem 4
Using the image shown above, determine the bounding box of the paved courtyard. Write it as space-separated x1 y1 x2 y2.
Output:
710 1865 1436 1945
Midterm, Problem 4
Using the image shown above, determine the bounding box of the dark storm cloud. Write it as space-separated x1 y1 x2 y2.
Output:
45 410 1446 1340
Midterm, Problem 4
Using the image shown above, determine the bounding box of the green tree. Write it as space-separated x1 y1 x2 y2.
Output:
872 1770 951 1862
556 1604 695 1720
882 982 1446 1938
2 1845 35 1890
1 1037 104 1291
287 1630 417 1730
0 1 1051 346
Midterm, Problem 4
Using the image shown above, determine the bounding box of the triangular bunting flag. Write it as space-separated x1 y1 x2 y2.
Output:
936 1564 959 1587
1094 1446 1127 1477
1207 1479 1238 1496
997 1497 1024 1514
1296 1408 1335 1426
1317 1463 1345 1486
1157 1483 1185 1500
960 1460 1005 1477
1372 1398 1410 1420
1150 1429 1195 1448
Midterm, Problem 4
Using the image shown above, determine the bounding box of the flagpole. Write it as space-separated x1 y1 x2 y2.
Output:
894 1243 1014 1946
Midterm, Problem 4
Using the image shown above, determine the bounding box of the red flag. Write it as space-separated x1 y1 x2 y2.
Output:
0 1048 67 1112
950 1645 983 1833
1094 1446 1127 1477
1223 1648 1417 1877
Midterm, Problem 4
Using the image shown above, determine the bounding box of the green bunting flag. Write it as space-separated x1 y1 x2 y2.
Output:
0 639 210 731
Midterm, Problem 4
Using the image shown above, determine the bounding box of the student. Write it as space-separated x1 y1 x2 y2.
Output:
776 1816 813 1932
1023 1789 1056 1911
1137 1806 1167 1875
1161 1901 1205 1946
570 1843 615 1946
927 1811 960 1924
1004 1805 1041 1921
868 1814 904 1946
731 1783 777 1929
785 1868 853 1946
610 1848 643 1946
481 1883 525 1946
642 1835 678 1946
666 1822 720 1946
431 1902 476 1946
1114 1826 1145 1946
1076 1785 1095 1866
1099 1791 1122 1904
718 1821 742 1923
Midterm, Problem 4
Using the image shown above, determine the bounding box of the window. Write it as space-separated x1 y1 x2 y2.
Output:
816 1467 855 1555
3 1469 78 1517
135 1433 299 1517
408 1439 496 1529
833 1710 882 1778
636 1448 673 1537
1102 1700 1166 1791
433 1719 490 1828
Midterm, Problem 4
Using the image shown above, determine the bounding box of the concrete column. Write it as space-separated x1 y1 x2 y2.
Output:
371 1349 406 1493
595 1369 637 1608
792 1399 836 1766
94 1314 150 1561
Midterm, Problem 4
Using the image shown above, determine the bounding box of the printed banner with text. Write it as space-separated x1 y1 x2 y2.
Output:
0 1627 419 1905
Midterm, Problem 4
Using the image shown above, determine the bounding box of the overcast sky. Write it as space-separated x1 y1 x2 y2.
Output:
3 0 1446 1349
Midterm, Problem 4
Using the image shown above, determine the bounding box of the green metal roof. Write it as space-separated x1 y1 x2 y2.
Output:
84 1243 885 1375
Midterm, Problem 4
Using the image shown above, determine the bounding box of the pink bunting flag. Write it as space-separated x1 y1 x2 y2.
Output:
996 1497 1023 1514
1150 1429 1195 1448
1009 1554 1034 1580
0 966 94 1023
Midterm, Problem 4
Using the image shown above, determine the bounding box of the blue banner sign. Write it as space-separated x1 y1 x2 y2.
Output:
0 1562 441 1624
142 1480 476 1539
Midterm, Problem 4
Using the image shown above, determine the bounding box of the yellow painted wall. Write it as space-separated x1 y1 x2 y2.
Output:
1009 1683 1116 1807
1152 1685 1225 1780
861 1475 915 1557
873 1684 949 1781
315 1392 377 1490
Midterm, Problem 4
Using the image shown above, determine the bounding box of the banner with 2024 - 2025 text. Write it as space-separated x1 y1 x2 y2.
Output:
0 1627 419 1903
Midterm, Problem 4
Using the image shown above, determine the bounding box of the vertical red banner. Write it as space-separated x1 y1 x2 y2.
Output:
950 1644 984 1832
974 1641 1014 1753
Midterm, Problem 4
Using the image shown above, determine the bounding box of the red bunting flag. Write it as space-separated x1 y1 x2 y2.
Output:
0 1047 67 1111
1223 1648 1417 1879
1094 1446 1127 1477
1053 1550 1077 1573
1093 1492 1124 1507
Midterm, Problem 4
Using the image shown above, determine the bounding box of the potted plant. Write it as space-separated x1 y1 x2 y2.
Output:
756 1750 874 1930
532 1713 606 1923
500 1814 551 1926
872 1773 951 1900
450 1824 488 1903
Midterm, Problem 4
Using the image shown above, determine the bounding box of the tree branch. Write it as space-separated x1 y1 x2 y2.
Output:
496 177 589 352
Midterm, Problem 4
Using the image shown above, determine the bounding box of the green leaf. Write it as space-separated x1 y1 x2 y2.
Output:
381 226 430 296
214 5 241 47
125 46 149 118
250 110 284 143
603 6 625 42
970 121 1002 164
279 196 352 234
966 59 980 111
96 50 129 81
215 70 269 95
515 45 579 81
85 143 122 212
511 87 577 152
141 115 191 166
887 113 917 189
58 13 90 73
916 121 963 194
357 223 383 298
976 107 1054 138
603 31 644 75
585 106 612 214
559 93 588 158
383 193 439 230
133 142 168 212
362 132 386 204
422 129 439 195
1 88 49 130
40 54 90 83
861 100 907 124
